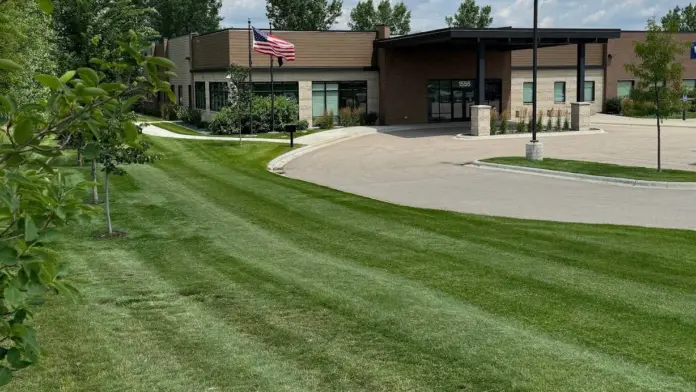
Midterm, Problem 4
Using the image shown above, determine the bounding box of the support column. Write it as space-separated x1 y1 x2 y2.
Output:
576 43 586 102
476 43 485 105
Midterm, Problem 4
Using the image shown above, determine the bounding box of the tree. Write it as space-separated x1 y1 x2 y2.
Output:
661 4 696 31
266 0 343 30
348 0 411 35
445 0 493 28
146 0 222 39
0 0 175 379
625 18 689 171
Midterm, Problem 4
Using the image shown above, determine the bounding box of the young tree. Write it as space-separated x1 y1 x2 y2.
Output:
349 0 411 35
146 0 222 39
625 18 689 171
661 3 696 31
445 0 493 28
266 0 343 30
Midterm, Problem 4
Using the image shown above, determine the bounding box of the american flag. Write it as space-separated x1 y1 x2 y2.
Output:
252 26 296 66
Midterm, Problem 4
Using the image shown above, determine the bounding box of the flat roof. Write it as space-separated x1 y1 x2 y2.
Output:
375 27 622 50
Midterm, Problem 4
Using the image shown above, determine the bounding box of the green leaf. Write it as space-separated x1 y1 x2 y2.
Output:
147 57 177 69
0 247 16 265
13 119 34 145
0 59 21 71
0 366 11 387
34 74 62 90
7 348 20 368
81 87 107 97
3 286 22 308
121 94 143 113
59 70 76 83
24 215 38 242
123 122 137 142
0 95 16 113
77 68 99 87
54 207 66 220
20 103 44 112
98 83 126 92
83 143 100 159
37 0 53 14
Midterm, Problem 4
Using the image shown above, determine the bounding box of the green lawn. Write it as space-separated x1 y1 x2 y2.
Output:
135 114 164 122
152 121 204 136
11 139 696 391
483 156 696 182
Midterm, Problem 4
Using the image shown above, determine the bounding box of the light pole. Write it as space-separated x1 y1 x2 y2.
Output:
526 0 544 160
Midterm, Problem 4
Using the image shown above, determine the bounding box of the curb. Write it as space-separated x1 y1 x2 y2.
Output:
469 161 696 190
454 129 605 140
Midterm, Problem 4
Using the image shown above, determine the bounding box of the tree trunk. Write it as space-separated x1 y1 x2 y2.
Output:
655 87 662 172
91 160 99 204
105 172 112 234
77 150 83 167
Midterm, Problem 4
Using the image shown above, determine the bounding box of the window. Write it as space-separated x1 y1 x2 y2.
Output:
338 81 368 112
617 80 634 98
554 82 566 103
252 82 299 101
177 85 183 106
209 82 228 111
195 82 206 110
188 85 192 108
584 81 595 102
523 82 533 104
684 79 696 91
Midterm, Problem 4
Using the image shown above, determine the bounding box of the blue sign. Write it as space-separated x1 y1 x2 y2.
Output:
691 42 696 59
683 94 688 102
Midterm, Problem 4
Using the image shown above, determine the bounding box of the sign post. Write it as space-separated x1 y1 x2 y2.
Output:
683 94 689 121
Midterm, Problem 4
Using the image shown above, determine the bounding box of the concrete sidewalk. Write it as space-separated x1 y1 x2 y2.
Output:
591 113 696 128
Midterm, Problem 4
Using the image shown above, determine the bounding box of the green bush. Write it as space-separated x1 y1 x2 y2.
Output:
338 107 361 127
563 117 570 130
537 112 544 132
516 119 525 133
175 106 203 127
363 111 378 125
499 112 508 134
315 110 334 129
209 95 299 134
604 97 622 114
159 102 177 120
296 119 309 130
621 98 656 117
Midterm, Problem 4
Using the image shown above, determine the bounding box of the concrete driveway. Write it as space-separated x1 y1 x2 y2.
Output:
283 124 696 229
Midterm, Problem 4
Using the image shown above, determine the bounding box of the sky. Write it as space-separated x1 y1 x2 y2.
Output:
221 0 687 32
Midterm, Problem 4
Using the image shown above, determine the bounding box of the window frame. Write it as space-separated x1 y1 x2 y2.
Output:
584 81 596 102
252 82 299 102
312 81 367 120
194 82 206 110
522 82 533 104
553 81 566 103
209 82 229 112
616 80 634 99
177 85 183 106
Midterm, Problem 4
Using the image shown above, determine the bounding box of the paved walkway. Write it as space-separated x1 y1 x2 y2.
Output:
283 123 696 230
591 113 696 128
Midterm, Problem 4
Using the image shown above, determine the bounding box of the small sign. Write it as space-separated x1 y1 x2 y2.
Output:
683 94 689 102
458 81 472 88
691 42 696 59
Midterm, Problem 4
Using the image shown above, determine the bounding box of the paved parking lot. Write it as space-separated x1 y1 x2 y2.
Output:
284 124 696 229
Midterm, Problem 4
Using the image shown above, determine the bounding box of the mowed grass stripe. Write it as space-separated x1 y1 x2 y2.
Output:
11 138 696 391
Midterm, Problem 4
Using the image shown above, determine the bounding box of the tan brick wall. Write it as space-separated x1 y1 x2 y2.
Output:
192 70 379 123
167 35 192 107
512 44 604 67
510 68 604 119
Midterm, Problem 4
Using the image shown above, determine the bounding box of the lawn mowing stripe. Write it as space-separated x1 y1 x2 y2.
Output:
119 157 695 386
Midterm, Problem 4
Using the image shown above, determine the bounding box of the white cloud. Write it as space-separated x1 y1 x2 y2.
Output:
583 10 606 24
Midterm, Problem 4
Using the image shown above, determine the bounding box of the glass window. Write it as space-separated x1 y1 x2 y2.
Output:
554 82 566 103
617 80 634 98
209 82 229 111
312 82 361 119
684 79 696 90
339 81 368 113
252 82 298 102
523 82 533 104
188 85 192 108
584 81 595 102
177 85 183 106
195 82 206 110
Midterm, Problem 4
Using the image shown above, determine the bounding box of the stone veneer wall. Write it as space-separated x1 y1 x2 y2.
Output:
509 68 604 119
192 70 379 126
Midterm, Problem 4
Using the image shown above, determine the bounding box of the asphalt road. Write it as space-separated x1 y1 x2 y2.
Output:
284 124 696 229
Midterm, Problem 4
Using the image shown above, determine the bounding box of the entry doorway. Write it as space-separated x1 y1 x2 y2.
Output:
428 79 501 122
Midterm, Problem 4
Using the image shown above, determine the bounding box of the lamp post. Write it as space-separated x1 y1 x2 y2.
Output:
526 0 544 160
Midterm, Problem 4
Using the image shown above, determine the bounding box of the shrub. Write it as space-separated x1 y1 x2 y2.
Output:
363 111 378 125
499 111 508 134
604 97 622 114
175 106 203 127
563 117 570 130
516 119 525 133
489 108 498 135
159 102 177 120
621 98 656 117
537 111 544 132
208 95 299 134
338 107 361 127
296 119 309 131
315 110 334 129
546 116 553 132
555 114 562 131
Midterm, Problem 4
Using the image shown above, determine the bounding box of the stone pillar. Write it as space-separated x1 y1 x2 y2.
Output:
526 141 544 161
298 80 313 127
571 102 591 131
470 105 491 136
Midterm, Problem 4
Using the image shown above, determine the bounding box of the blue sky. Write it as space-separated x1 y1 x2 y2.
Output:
221 0 688 32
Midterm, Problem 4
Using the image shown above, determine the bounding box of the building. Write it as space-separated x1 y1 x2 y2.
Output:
157 26 696 127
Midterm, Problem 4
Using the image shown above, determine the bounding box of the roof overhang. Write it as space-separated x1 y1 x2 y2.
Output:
374 28 622 50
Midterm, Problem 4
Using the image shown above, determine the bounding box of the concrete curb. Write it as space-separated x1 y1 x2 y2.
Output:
469 161 696 190
454 129 605 140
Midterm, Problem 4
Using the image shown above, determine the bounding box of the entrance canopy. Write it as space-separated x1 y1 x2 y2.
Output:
374 27 621 50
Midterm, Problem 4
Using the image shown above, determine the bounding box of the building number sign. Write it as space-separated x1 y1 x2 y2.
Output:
458 81 472 88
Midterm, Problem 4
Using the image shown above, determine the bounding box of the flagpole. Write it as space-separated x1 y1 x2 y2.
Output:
269 22 275 133
248 18 253 138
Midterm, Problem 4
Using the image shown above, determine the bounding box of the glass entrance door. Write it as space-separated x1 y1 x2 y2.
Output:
428 80 475 122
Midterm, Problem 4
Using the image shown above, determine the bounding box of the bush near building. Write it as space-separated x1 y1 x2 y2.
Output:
209 95 299 134
175 106 203 127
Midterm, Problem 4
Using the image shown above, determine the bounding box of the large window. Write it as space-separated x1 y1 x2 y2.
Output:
209 82 228 111
195 82 206 110
253 82 299 101
312 82 338 118
584 81 595 102
554 82 566 103
338 81 368 112
617 80 634 98
523 82 533 104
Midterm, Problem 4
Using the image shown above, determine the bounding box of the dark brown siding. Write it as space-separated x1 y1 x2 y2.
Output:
511 43 604 67
228 30 377 68
606 32 696 98
379 46 511 125
192 31 230 70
